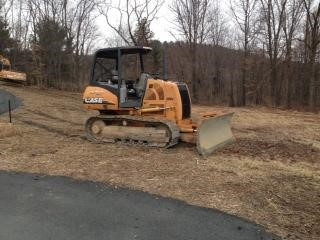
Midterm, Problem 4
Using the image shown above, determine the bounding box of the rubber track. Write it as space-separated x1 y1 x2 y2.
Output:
85 115 180 148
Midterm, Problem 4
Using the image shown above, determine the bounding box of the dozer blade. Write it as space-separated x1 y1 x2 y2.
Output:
196 112 235 156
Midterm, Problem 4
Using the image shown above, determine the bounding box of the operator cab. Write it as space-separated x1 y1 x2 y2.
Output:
90 46 152 108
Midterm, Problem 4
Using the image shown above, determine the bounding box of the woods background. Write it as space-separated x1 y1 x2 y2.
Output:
0 0 319 111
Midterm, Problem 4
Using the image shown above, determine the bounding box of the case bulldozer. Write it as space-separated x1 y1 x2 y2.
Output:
0 55 27 84
83 47 234 156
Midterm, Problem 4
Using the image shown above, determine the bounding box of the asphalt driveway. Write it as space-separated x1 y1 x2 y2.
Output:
0 172 280 240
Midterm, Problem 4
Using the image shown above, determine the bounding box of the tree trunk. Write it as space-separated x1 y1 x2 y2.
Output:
241 53 247 106
284 61 292 108
229 78 235 107
191 44 198 103
308 55 316 111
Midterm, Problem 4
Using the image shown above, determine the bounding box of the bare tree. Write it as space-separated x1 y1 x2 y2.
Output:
71 0 99 56
207 1 229 103
303 0 320 111
24 0 98 89
105 32 128 47
1 0 318 110
99 0 163 46
170 0 211 102
0 0 13 21
260 0 288 106
209 0 228 47
282 0 304 107
230 0 260 106
66 0 99 88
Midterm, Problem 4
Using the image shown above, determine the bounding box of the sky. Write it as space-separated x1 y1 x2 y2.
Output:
97 0 229 45
150 1 176 42
97 0 175 44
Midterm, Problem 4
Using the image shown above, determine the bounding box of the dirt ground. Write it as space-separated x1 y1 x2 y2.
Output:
0 84 319 240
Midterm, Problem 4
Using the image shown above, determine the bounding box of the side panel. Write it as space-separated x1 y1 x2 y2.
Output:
176 83 191 119
142 79 187 122
83 86 119 111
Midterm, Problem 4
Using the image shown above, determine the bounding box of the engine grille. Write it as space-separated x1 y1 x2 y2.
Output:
176 83 191 119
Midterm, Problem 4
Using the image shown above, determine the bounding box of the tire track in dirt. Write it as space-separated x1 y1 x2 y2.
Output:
14 108 85 140
18 119 84 139
24 109 83 126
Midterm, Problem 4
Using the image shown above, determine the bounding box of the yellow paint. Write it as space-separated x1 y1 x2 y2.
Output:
83 86 119 110
0 55 27 82
82 77 195 131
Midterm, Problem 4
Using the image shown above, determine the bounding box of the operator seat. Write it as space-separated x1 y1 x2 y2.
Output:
111 70 118 84
135 73 149 98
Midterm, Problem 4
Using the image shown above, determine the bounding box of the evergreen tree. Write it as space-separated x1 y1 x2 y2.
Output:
32 18 68 87
0 16 13 54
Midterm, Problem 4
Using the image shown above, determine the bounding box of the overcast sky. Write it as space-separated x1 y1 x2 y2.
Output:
95 0 319 47
97 0 229 44
150 1 175 42
96 0 174 44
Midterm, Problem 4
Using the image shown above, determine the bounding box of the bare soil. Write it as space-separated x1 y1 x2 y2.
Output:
1 85 319 239
0 123 19 138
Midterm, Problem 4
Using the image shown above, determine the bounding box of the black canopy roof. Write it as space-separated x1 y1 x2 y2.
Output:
95 46 152 58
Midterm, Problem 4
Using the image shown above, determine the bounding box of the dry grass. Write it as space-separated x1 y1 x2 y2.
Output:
0 122 20 138
0 85 319 239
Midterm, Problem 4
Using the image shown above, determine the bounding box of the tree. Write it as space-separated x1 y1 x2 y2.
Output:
209 1 228 47
0 0 12 21
303 0 320 111
0 16 12 53
99 0 163 46
170 0 211 102
69 0 99 57
134 17 154 46
23 0 99 89
0 0 14 53
33 18 68 87
149 40 162 74
207 1 230 103
67 0 99 88
282 0 304 108
260 0 288 106
230 0 260 106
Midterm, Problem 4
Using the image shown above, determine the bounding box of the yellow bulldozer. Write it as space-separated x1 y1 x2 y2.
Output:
0 55 27 84
83 47 235 156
